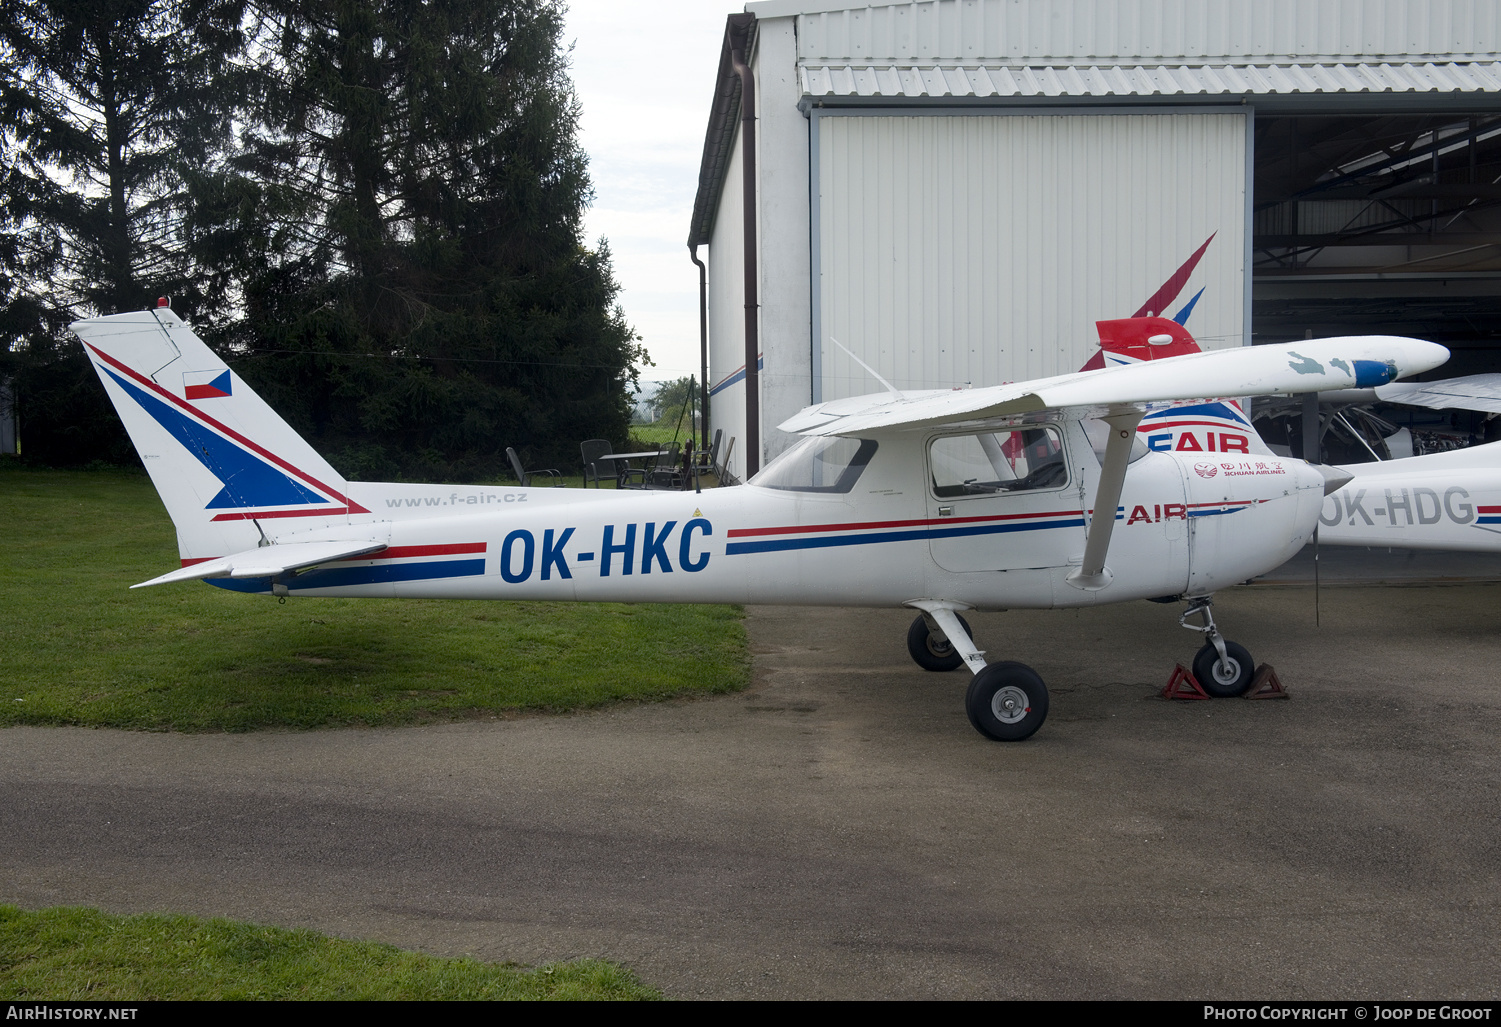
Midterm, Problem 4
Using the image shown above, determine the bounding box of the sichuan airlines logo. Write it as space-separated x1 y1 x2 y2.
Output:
1194 463 1218 478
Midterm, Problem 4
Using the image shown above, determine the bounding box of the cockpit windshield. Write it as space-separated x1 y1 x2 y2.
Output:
750 436 878 493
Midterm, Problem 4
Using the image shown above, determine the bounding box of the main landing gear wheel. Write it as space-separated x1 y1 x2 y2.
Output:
965 662 1049 742
907 613 972 672
1192 640 1254 698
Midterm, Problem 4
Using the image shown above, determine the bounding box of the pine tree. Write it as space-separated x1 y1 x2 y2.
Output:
0 0 247 464
223 0 646 482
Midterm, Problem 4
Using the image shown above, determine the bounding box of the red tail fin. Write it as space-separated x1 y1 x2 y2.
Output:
1091 316 1203 368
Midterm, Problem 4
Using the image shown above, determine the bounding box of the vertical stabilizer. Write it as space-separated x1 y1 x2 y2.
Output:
72 307 364 560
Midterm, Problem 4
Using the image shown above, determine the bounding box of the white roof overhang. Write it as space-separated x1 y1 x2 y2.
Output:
799 61 1501 104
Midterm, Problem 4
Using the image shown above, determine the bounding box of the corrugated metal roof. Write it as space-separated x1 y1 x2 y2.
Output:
799 61 1501 99
764 0 1501 65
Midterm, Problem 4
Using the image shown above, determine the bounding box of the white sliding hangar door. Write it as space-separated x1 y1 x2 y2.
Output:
812 110 1248 402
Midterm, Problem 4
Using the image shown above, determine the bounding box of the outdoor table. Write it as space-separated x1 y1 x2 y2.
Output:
593 450 664 488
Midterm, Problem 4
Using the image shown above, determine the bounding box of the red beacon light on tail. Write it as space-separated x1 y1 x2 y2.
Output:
156 296 170 309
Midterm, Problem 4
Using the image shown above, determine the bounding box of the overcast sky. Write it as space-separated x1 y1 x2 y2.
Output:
562 0 748 386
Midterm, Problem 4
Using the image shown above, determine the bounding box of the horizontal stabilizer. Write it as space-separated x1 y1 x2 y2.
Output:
133 540 388 589
781 336 1449 436
1376 373 1501 414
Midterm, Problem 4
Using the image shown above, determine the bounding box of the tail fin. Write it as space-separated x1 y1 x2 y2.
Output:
72 306 365 561
1086 316 1204 370
1082 316 1272 457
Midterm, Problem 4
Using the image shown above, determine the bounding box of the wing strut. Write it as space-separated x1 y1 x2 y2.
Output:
1066 407 1145 592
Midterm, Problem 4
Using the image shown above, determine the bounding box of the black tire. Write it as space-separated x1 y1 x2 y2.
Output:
1192 640 1255 697
907 613 972 672
965 662 1049 741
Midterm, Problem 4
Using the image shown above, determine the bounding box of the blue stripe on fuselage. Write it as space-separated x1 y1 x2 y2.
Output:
208 558 486 593
725 516 1085 555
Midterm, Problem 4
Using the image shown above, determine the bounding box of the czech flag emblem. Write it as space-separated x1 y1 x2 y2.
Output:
184 369 232 400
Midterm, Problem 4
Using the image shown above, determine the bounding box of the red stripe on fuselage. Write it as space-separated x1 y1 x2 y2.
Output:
181 542 486 568
337 542 486 561
86 343 368 514
210 507 355 522
727 509 1083 538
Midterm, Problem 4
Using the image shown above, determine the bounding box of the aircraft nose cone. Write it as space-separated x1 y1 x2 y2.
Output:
1312 464 1355 496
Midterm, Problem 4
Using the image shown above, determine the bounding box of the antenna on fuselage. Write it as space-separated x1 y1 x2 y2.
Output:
829 337 902 401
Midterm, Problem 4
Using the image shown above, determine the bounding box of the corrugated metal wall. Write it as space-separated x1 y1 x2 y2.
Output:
814 111 1245 399
706 129 751 482
793 0 1499 63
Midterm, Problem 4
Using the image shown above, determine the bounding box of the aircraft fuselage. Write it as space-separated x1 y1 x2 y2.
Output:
215 420 1328 610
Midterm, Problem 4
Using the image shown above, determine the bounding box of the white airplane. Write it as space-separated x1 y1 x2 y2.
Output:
1315 441 1501 551
1091 318 1501 553
1306 377 1501 551
71 304 1447 741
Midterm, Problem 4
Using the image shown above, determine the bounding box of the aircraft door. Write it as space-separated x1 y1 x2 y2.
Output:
925 426 1086 572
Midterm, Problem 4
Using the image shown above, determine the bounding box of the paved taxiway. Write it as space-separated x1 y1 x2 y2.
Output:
4 584 1500 999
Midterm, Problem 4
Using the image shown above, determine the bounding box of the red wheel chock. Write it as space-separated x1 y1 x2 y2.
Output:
1243 664 1290 700
1162 663 1211 700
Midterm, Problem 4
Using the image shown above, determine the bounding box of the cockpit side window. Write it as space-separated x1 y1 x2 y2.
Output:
929 427 1068 498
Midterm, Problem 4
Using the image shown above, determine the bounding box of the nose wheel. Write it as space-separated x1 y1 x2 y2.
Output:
1180 598 1255 698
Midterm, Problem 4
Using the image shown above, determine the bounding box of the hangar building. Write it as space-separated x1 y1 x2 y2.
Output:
688 0 1501 480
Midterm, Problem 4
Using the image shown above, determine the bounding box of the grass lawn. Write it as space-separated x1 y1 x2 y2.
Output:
0 906 658 1000
629 421 697 448
0 464 749 732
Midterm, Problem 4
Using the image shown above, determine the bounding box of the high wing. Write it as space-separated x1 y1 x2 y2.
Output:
780 336 1448 436
132 540 388 589
1375 373 1501 414
780 333 1446 593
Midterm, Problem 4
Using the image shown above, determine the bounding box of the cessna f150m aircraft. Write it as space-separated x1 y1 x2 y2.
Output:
73 306 1447 741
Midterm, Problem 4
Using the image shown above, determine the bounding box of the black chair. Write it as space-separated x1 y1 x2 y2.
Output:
691 430 723 483
616 448 652 489
580 439 613 488
506 446 563 487
648 442 682 489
